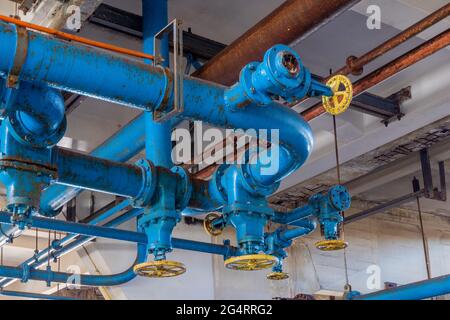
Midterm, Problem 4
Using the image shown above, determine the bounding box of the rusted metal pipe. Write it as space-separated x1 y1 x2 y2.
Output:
302 28 450 121
192 0 359 86
340 2 450 76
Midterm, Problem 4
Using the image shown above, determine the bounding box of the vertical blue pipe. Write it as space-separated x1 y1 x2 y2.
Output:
143 0 173 167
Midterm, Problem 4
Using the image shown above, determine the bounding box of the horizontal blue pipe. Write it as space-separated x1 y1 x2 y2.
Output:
173 238 237 257
279 218 316 241
54 148 144 198
40 114 146 214
0 290 79 300
0 204 239 288
272 205 314 225
353 275 450 300
0 206 142 288
0 200 133 287
0 243 147 287
0 211 147 244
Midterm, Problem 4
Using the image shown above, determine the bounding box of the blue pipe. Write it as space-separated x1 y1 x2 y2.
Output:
279 218 316 241
40 115 146 215
0 211 148 244
143 0 173 168
272 205 314 225
353 275 450 300
1 202 238 288
0 243 147 287
54 148 145 198
0 290 79 300
0 200 133 287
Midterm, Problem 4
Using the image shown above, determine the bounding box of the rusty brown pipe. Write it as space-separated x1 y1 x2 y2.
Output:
302 28 450 121
340 2 450 76
192 0 359 86
294 2 450 105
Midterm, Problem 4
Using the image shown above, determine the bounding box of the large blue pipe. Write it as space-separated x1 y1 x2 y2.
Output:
353 275 450 300
54 148 144 198
0 211 148 244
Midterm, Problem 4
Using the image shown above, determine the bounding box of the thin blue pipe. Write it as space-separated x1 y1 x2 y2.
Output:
0 211 148 244
279 218 316 241
0 290 79 300
353 275 450 300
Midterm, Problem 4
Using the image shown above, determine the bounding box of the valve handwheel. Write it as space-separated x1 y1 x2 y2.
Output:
315 239 348 251
203 212 224 236
224 254 278 271
322 75 353 115
267 271 289 280
133 260 186 278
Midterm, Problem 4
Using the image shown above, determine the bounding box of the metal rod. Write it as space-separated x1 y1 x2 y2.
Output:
0 290 79 300
337 2 450 75
416 196 432 280
344 190 424 224
303 29 450 121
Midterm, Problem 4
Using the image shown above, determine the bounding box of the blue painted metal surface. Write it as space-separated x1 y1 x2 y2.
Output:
0 243 147 286
55 148 146 199
40 114 146 216
352 274 450 300
136 0 181 261
309 185 351 241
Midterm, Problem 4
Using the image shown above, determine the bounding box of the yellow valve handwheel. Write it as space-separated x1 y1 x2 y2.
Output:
267 272 289 281
322 75 353 115
224 254 278 271
203 212 224 236
133 260 186 278
315 239 348 251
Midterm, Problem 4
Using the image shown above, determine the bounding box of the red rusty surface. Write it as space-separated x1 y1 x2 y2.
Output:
192 0 357 86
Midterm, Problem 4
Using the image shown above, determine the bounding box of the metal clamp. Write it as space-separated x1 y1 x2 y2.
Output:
7 26 29 89
153 19 184 122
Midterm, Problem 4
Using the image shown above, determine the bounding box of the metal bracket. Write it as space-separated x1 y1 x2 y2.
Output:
6 26 29 89
419 148 446 201
153 19 184 122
